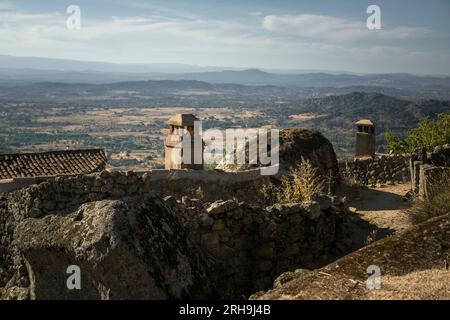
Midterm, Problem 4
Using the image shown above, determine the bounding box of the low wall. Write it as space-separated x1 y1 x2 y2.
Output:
340 155 410 186
410 145 450 198
418 165 450 200
0 177 56 194
5 168 269 220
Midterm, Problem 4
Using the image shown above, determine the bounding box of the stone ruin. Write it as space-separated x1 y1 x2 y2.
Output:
0 168 357 299
0 127 362 299
340 118 450 191
409 144 450 200
340 144 450 204
340 154 411 186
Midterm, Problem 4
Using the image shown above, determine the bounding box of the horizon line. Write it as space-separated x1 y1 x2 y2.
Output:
1 54 449 77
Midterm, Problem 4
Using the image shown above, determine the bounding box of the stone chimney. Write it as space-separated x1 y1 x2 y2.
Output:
164 114 203 170
355 119 376 159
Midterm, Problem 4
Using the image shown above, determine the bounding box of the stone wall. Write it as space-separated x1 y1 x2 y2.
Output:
0 168 349 298
410 145 450 199
0 194 14 286
0 178 45 194
182 196 346 295
340 155 410 186
4 168 271 220
340 145 450 192
418 165 450 200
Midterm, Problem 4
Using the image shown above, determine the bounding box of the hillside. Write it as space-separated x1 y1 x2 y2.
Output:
1 86 448 160
252 212 450 300
262 92 450 157
271 92 450 131
2 55 450 92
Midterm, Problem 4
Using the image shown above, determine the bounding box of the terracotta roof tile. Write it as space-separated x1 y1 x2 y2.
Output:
0 149 107 179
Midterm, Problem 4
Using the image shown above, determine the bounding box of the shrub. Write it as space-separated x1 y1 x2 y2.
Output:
259 157 325 205
408 172 450 224
385 113 450 154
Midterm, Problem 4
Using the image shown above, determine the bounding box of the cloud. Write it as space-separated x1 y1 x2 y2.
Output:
114 0 202 20
262 14 430 42
0 1 14 12
0 4 445 73
0 6 276 63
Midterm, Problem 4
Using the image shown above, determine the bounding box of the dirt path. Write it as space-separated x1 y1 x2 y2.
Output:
347 184 413 233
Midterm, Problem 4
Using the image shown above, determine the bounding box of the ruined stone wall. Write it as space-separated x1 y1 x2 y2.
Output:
340 145 450 196
183 197 346 295
0 168 349 298
340 155 410 186
410 145 450 199
4 168 270 219
0 194 14 286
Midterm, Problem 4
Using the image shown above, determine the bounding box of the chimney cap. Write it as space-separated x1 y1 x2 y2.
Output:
356 119 374 126
167 113 199 126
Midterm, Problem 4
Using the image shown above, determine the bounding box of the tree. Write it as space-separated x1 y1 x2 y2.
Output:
385 128 408 154
385 113 450 154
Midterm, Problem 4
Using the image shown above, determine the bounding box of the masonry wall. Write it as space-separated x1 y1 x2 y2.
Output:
0 168 348 296
0 176 58 194
183 197 345 295
0 194 14 286
340 155 410 186
4 168 270 220
410 144 450 199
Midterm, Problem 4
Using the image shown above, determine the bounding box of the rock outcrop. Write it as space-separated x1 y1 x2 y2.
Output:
278 128 339 179
217 128 339 188
251 212 450 300
1 195 217 300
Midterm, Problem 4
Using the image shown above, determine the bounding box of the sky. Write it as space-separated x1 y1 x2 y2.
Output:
1 0 450 74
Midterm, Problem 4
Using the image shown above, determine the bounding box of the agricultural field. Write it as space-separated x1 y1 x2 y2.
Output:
0 104 267 170
1 89 447 170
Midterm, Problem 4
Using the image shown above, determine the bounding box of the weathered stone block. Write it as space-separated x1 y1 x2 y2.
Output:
207 200 238 215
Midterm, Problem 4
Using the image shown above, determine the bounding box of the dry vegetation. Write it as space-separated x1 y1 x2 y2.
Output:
366 269 450 300
260 157 325 205
254 212 450 300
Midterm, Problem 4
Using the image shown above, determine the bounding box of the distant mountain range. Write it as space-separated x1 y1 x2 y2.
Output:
0 55 358 75
0 55 232 74
276 92 450 130
1 55 450 93
1 78 445 106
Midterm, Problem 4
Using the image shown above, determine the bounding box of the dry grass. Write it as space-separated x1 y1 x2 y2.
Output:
254 211 450 300
366 269 450 300
260 157 325 205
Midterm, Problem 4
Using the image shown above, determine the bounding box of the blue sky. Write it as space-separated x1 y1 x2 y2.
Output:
1 0 450 74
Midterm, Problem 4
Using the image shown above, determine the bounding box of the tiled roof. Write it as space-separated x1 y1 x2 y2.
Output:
0 149 107 180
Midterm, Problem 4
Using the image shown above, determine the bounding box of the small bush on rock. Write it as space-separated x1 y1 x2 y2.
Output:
260 157 325 205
